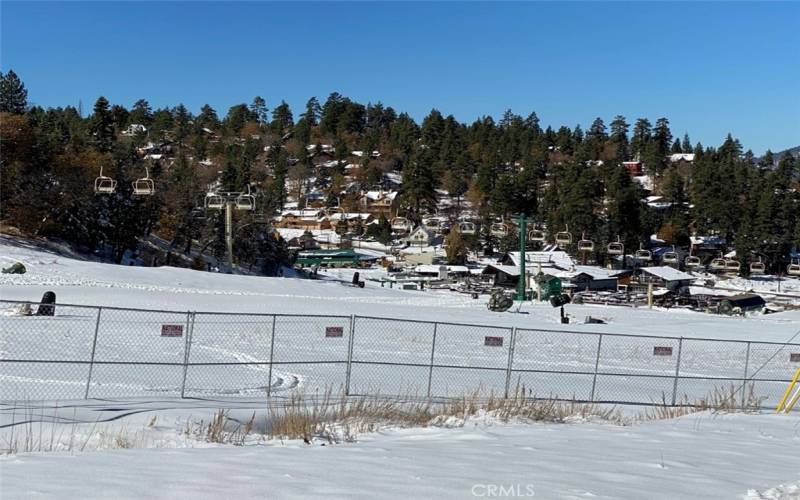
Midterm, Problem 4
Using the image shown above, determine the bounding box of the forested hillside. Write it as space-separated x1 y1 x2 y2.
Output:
1 69 798 274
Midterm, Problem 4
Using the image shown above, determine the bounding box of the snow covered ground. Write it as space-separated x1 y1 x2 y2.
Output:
2 235 800 499
0 407 798 500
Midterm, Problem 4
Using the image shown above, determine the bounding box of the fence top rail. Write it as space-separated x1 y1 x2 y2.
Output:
515 326 800 347
1 299 796 347
0 300 351 320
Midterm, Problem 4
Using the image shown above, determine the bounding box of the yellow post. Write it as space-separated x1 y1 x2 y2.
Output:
784 383 800 413
776 367 800 413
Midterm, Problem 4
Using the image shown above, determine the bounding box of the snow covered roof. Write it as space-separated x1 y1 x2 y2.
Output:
329 213 372 221
505 251 574 270
414 265 469 274
640 266 696 282
669 153 695 163
633 175 653 191
556 266 620 281
690 235 727 246
280 209 324 218
363 190 398 201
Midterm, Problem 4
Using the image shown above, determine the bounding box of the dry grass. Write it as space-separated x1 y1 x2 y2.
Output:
0 383 765 454
640 382 764 421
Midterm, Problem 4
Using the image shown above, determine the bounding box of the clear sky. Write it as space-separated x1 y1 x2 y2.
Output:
1 1 798 154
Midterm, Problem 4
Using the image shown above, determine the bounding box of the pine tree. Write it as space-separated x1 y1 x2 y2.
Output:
400 150 438 222
0 70 28 113
249 96 268 125
630 118 652 159
89 97 115 152
129 99 153 126
609 115 630 163
271 101 294 132
681 133 692 153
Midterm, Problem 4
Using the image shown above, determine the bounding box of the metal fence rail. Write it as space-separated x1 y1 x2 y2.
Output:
1 299 799 408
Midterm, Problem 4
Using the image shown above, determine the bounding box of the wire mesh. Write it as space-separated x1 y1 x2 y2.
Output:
348 317 435 396
1 299 798 408
0 302 98 401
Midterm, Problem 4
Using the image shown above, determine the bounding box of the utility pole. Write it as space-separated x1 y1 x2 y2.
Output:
225 200 234 271
516 214 527 301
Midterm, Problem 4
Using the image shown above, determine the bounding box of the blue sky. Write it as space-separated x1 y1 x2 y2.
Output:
1 1 798 154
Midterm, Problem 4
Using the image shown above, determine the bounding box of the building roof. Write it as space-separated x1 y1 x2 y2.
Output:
505 251 574 270
669 153 696 163
640 266 696 282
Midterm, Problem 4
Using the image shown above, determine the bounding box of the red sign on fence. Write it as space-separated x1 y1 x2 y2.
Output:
653 346 673 356
161 324 183 337
790 353 800 363
484 336 504 347
325 326 344 338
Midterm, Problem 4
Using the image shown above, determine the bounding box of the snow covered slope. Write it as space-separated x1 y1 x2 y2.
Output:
2 236 798 342
0 411 798 500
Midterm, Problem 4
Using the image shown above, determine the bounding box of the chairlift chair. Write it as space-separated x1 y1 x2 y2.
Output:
607 237 624 256
132 167 155 196
724 259 740 273
709 258 727 272
458 221 476 235
424 218 441 231
634 245 652 262
94 166 117 194
490 222 509 238
577 233 594 252
787 259 800 277
663 247 679 265
235 186 255 211
205 192 225 210
555 227 573 248
528 228 546 242
749 259 766 275
685 255 702 268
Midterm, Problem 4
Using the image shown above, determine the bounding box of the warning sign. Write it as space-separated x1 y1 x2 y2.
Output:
161 324 183 337
325 326 344 338
790 353 800 363
653 346 673 356
484 336 504 347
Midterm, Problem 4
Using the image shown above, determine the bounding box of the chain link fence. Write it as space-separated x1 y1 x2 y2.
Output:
1 300 799 408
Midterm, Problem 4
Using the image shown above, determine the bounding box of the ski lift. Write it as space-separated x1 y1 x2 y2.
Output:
685 255 702 268
724 259 740 273
709 258 727 272
749 259 765 275
458 221 476 235
235 186 255 211
205 192 225 210
663 247 679 265
94 166 117 194
490 222 508 238
391 217 412 232
607 237 624 256
788 259 800 277
528 228 546 242
577 233 594 252
554 226 572 248
634 244 652 262
132 167 155 196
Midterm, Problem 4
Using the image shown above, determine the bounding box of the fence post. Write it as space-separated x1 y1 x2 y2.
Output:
426 322 439 398
590 334 603 402
267 314 277 399
504 327 516 399
84 307 102 399
741 341 751 410
180 312 194 399
345 315 356 396
671 337 684 406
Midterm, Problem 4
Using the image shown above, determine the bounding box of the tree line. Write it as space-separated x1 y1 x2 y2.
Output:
1 69 797 274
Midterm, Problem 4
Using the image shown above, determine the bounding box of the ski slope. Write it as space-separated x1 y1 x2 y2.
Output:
2 236 800 499
2 235 798 341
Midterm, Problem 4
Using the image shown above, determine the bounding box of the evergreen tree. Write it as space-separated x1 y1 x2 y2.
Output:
630 118 652 159
400 151 438 222
681 133 692 154
271 101 294 132
88 97 115 152
0 70 28 113
249 96 268 125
